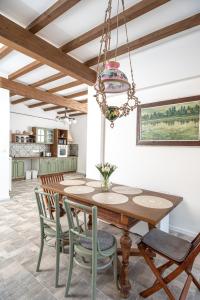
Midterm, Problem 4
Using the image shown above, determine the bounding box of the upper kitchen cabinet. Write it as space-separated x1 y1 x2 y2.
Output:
32 127 54 144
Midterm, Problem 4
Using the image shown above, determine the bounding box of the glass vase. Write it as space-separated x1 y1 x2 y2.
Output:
101 177 110 192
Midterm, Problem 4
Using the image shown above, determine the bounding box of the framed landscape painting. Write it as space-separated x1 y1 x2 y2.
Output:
136 95 200 146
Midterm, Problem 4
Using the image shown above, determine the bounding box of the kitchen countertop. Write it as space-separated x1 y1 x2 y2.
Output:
11 156 77 159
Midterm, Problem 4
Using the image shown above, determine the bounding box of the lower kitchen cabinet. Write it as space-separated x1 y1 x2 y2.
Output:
39 157 77 175
12 160 25 179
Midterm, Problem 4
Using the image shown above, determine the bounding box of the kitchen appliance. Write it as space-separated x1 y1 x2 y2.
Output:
45 152 52 157
57 145 68 157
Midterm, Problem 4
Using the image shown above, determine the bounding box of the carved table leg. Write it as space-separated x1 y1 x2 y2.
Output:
119 230 132 298
88 214 92 230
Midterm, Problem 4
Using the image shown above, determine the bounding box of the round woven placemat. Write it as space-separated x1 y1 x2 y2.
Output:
64 186 94 194
93 192 128 205
112 186 143 195
60 179 85 186
86 181 102 188
132 195 173 209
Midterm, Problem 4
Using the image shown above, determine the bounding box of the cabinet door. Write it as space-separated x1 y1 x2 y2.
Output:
72 157 77 172
66 157 72 172
49 158 57 173
57 158 65 173
12 161 17 179
46 129 54 144
16 160 24 178
39 159 49 175
36 128 45 143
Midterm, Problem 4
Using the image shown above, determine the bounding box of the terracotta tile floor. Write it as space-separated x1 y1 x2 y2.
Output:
0 175 199 300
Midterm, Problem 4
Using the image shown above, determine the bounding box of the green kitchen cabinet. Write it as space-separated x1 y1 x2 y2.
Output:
38 157 78 175
35 128 45 144
39 159 50 175
45 129 54 144
58 158 66 173
49 158 58 173
66 157 77 172
12 160 25 179
33 127 54 144
71 157 77 172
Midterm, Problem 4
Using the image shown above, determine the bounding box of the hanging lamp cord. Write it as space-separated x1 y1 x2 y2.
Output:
121 0 135 86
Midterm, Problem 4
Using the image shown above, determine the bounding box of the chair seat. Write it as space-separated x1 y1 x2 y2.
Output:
79 230 115 251
141 228 191 262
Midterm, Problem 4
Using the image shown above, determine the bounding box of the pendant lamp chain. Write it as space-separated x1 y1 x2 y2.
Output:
95 0 139 127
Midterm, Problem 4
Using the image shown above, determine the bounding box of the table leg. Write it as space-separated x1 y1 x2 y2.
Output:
119 230 132 298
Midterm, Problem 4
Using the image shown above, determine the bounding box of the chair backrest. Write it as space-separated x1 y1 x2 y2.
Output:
35 187 62 234
63 198 97 251
40 173 64 193
183 232 200 268
40 173 65 216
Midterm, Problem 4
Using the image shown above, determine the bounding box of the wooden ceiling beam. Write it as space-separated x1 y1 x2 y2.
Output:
43 99 87 111
11 97 32 105
27 102 50 108
9 61 43 80
43 105 64 111
31 72 65 88
0 77 87 112
68 112 87 117
0 15 96 85
10 72 66 96
28 90 88 108
48 80 82 93
60 0 169 52
86 13 200 67
0 45 12 59
64 90 87 99
57 109 76 114
0 0 80 59
12 85 88 106
2 0 168 79
26 0 81 34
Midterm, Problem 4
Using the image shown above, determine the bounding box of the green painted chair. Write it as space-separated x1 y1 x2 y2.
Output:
63 198 118 300
35 188 69 287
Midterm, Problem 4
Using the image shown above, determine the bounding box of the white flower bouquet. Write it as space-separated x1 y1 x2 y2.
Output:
96 163 117 191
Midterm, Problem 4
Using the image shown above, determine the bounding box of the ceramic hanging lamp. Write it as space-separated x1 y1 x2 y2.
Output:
94 0 140 127
95 61 130 93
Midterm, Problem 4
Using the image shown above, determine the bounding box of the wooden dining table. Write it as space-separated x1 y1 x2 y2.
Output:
42 178 183 298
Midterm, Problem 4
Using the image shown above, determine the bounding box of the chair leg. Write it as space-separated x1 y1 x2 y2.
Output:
186 271 200 291
139 244 175 299
55 239 61 287
36 235 44 272
65 244 74 297
92 253 97 300
179 275 192 300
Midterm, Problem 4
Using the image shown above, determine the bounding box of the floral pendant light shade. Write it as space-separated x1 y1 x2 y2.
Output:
95 61 130 93
94 0 140 127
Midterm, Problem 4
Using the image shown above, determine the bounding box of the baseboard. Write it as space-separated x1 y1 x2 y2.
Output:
170 225 197 238
0 196 11 202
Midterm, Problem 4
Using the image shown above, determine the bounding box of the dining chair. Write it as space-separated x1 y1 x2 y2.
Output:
40 173 65 217
63 198 118 300
35 187 69 287
138 228 200 300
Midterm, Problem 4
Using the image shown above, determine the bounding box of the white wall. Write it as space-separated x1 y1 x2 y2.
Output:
87 30 200 236
10 104 68 134
70 115 87 174
86 86 104 179
0 72 10 201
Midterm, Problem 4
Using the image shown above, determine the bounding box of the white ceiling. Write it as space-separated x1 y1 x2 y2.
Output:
0 0 200 110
